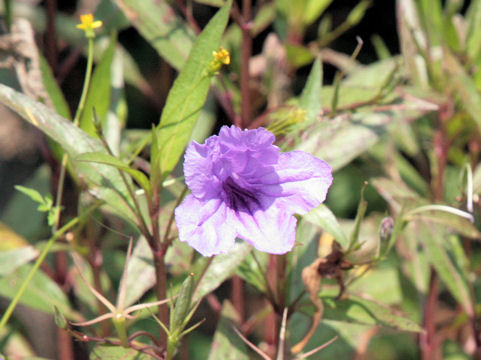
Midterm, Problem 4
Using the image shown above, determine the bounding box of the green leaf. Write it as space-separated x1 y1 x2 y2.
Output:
0 84 137 223
444 50 481 134
90 345 151 359
14 185 44 204
0 246 38 276
407 210 481 240
104 45 127 155
114 0 195 70
294 112 390 171
155 0 232 180
80 33 116 137
348 185 368 251
252 2 276 36
303 204 350 250
0 264 80 320
193 242 251 302
122 236 155 307
303 0 332 25
76 152 151 195
38 54 71 120
418 223 474 315
208 301 248 360
1 166 50 240
285 44 315 68
320 294 423 332
172 273 195 331
466 0 481 60
298 57 322 123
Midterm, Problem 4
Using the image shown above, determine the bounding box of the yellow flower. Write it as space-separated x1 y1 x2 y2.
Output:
76 14 102 38
206 47 230 76
213 47 230 65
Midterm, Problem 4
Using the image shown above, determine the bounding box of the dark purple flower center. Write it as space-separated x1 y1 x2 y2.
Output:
222 176 260 213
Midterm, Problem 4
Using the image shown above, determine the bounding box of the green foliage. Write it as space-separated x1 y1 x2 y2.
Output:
2 0 481 358
153 0 232 182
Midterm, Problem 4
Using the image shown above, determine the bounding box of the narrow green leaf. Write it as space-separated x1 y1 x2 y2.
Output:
76 152 151 195
155 0 232 180
252 2 276 36
303 0 333 25
294 113 389 171
193 242 251 302
348 184 368 250
0 264 79 320
208 301 248 360
419 223 474 315
80 33 116 137
14 185 45 204
38 54 71 120
408 210 481 239
0 84 137 223
466 0 481 60
444 50 481 133
104 46 126 155
172 273 195 331
90 345 151 359
0 247 38 276
320 294 423 332
114 0 195 70
299 57 322 123
303 204 350 250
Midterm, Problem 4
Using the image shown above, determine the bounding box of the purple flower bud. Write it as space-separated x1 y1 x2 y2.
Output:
174 126 333 256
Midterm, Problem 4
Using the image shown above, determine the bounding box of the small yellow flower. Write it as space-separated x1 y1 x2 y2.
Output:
206 47 230 76
212 47 230 65
76 14 103 38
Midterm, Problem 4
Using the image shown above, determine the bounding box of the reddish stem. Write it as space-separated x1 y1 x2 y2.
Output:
231 276 244 322
420 270 439 360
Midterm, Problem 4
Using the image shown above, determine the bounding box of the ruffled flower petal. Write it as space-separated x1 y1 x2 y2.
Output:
255 151 333 215
174 195 236 256
175 125 333 257
234 196 298 254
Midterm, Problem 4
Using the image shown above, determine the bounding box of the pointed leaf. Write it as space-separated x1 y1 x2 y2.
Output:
418 222 474 315
0 264 80 320
76 152 151 195
0 84 137 223
298 57 322 123
80 34 116 136
320 294 423 332
114 0 194 70
193 242 251 302
90 345 151 359
155 0 232 180
303 204 349 250
0 246 38 276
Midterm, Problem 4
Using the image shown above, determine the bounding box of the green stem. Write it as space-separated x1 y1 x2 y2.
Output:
73 37 95 127
0 204 99 331
112 314 129 348
53 36 95 230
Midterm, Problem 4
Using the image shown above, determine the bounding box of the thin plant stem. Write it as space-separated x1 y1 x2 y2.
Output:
231 276 244 322
0 204 99 331
420 270 439 360
73 38 95 126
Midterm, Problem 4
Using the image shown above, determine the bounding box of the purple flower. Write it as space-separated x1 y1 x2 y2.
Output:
174 126 332 257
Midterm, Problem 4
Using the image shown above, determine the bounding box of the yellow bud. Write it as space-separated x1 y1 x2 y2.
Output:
213 47 230 65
